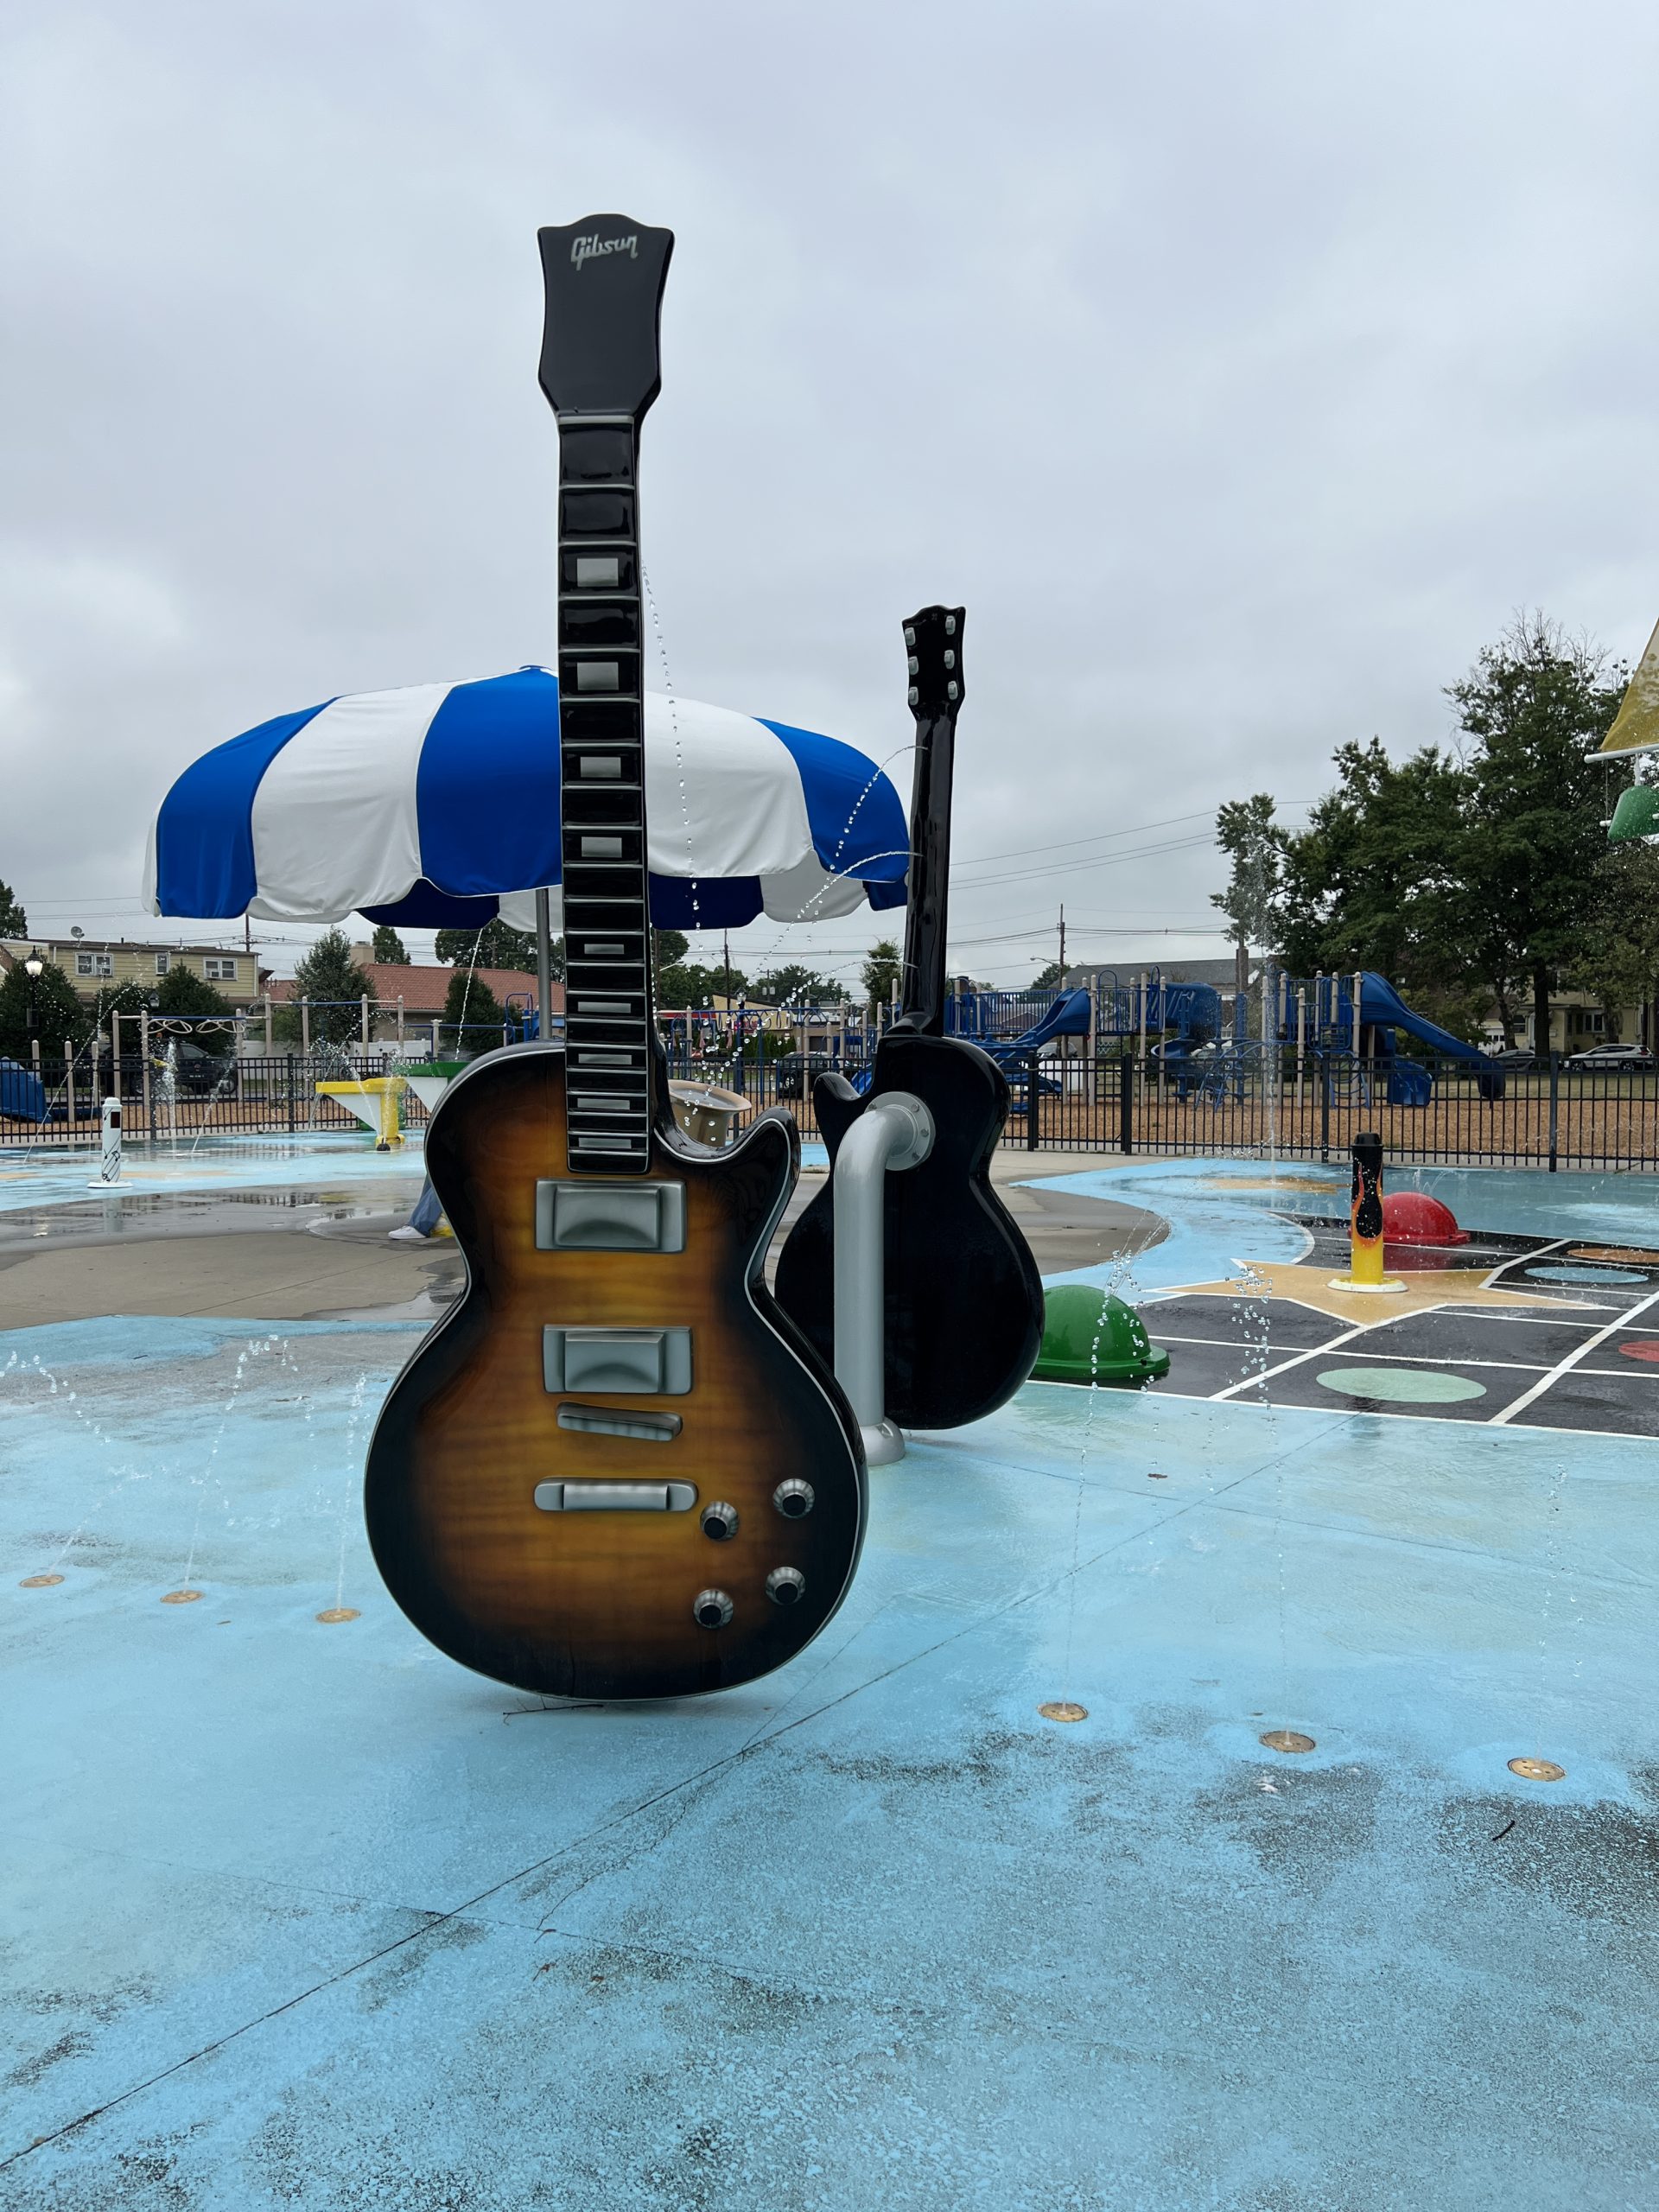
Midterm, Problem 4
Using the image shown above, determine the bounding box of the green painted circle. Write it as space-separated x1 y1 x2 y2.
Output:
1316 1365 1488 1404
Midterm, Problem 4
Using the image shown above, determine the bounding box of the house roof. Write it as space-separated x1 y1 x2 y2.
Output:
267 963 563 1015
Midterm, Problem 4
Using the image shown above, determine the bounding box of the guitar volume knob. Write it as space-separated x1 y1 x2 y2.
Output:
766 1567 806 1606
772 1478 815 1518
700 1501 738 1541
693 1588 734 1630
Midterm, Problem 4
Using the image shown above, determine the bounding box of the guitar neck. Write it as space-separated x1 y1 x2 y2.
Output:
896 606 965 1037
557 413 657 1173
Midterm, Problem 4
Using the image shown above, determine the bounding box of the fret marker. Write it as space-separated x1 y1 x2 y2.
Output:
580 835 625 860
575 662 621 693
578 755 623 779
575 556 621 588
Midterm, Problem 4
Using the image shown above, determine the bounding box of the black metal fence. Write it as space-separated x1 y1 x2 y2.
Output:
1019 1051 1659 1172
1 1053 431 1148
9 1042 1659 1173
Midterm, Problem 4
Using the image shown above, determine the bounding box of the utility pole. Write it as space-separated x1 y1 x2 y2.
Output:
722 930 732 1012
1058 903 1066 982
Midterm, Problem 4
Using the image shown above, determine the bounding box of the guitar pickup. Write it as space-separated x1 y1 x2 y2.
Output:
554 1406 683 1444
535 1478 696 1510
544 1326 692 1395
536 1180 685 1252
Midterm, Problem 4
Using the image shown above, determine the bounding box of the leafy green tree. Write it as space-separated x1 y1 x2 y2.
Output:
0 879 26 936
435 918 539 972
441 969 503 1054
1031 960 1065 989
0 957 86 1059
1275 741 1472 1016
657 961 747 1009
861 938 901 1005
275 929 377 1046
1561 842 1659 1042
751 963 839 1005
652 929 689 969
371 925 410 963
154 966 238 1053
1211 795 1287 967
1451 615 1624 1052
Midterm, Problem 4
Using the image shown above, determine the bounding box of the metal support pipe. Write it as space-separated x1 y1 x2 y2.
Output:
831 1090 935 1466
89 1097 125 1188
535 887 553 1044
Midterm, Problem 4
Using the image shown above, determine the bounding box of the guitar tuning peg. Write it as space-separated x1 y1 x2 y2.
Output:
908 686 919 707
907 656 918 676
944 651 956 670
944 615 957 635
904 626 916 648
947 681 959 701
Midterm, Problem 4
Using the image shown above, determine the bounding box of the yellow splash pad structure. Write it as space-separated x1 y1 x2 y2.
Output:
314 1075 405 1150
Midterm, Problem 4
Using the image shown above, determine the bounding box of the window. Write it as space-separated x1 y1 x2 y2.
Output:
76 952 113 978
204 957 238 981
155 951 170 975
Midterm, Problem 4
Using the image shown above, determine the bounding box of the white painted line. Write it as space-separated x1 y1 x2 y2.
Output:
1488 1287 1659 1425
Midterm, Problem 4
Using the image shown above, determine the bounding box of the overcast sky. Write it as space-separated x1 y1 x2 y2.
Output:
6 0 1659 987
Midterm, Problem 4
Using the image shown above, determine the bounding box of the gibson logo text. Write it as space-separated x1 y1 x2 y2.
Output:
571 233 638 270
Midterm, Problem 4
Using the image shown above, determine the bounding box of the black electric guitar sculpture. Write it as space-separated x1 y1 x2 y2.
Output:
775 607 1044 1428
365 216 866 1700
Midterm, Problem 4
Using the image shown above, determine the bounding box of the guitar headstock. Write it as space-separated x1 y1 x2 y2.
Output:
537 215 674 418
903 604 966 720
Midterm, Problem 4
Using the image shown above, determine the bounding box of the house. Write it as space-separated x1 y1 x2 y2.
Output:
0 936 270 1010
265 953 564 1046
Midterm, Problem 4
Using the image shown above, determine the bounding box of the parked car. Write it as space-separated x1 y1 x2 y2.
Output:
1483 1047 1535 1072
774 1052 836 1100
1565 1043 1655 1072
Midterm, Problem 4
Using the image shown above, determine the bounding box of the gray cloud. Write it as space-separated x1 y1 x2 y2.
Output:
5 0 1658 987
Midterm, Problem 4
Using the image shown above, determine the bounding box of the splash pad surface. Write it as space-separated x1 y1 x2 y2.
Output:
3 1157 1657 2208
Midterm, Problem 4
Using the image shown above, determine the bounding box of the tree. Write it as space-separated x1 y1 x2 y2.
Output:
657 961 747 1009
750 963 839 1006
276 929 377 1046
861 938 901 1005
1211 795 1287 996
652 929 689 970
371 925 410 964
1450 614 1623 1052
1561 842 1659 1042
435 918 540 972
0 957 86 1059
441 968 503 1055
0 879 25 936
155 966 237 1054
1031 961 1065 989
1275 741 1471 999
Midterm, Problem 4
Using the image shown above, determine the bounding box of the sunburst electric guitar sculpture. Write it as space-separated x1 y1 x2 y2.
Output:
364 216 866 1700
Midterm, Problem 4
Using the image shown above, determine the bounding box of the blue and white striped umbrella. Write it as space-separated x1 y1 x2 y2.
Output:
144 665 910 932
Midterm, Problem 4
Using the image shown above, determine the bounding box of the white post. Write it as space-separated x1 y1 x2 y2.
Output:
301 997 311 1056
64 1042 75 1131
397 994 404 1047
30 1037 41 1070
1351 972 1363 1059
89 1096 126 1188
359 994 370 1050
111 1012 122 1105
264 993 273 1052
139 1008 153 1140
1295 987 1307 1106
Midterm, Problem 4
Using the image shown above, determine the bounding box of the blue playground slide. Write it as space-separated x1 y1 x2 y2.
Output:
1349 972 1504 1103
965 986 1094 1067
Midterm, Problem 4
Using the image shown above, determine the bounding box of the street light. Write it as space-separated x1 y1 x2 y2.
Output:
22 948 43 1032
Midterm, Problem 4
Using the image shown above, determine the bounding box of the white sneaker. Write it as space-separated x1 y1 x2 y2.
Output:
388 1225 429 1243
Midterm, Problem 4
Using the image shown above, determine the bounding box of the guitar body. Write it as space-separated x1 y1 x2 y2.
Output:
365 1045 865 1700
775 1029 1044 1429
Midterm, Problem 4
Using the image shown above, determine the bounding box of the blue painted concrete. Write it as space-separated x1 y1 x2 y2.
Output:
5 1298 1659 2207
1016 1158 1318 1293
0 1133 427 1214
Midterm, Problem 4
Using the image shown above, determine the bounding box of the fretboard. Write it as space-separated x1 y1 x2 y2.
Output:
896 606 965 1038
556 412 655 1174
